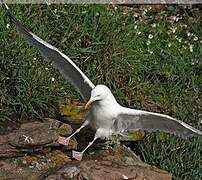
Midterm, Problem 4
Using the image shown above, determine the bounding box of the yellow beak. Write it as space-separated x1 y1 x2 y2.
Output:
85 100 92 109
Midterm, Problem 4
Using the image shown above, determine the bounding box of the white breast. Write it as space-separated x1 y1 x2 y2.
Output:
89 100 121 138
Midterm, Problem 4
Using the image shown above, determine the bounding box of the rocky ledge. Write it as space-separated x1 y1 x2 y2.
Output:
0 118 172 180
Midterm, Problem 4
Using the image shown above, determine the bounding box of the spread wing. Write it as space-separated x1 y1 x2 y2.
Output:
114 109 202 138
5 5 95 101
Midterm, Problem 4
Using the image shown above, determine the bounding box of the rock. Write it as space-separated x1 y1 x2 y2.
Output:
44 146 172 180
0 118 77 157
0 150 72 180
0 118 172 180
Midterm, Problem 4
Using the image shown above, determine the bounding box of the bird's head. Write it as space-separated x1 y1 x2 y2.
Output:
85 85 113 109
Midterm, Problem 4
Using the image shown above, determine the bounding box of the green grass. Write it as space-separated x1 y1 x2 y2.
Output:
0 4 202 179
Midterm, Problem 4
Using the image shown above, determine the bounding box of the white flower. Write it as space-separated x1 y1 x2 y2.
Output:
171 16 177 21
151 23 156 28
148 6 152 10
133 13 139 18
168 43 172 47
6 23 10 29
175 17 179 22
170 27 177 33
148 50 153 54
193 36 198 41
182 45 187 49
51 77 55 82
33 57 36 60
148 34 153 39
134 25 138 30
189 44 194 52
177 38 182 43
187 32 191 37
45 67 49 70
112 4 118 10
146 40 151 46
137 31 142 35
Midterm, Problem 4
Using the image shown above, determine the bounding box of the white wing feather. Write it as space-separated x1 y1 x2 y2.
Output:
6 6 95 101
114 109 202 138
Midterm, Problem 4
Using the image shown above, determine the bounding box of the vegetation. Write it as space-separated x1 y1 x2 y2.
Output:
0 4 201 179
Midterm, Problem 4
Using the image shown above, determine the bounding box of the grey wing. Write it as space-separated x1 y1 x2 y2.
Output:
6 6 95 101
114 110 202 138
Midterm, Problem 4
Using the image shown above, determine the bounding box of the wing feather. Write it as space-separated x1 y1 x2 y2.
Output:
6 6 95 101
115 109 202 138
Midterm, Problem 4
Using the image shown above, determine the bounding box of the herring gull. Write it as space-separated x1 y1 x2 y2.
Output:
5 5 202 161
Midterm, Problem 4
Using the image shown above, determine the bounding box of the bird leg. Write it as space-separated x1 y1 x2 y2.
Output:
57 120 89 146
72 135 98 161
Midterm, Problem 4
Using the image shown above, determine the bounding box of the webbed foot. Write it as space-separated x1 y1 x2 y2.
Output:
57 136 70 146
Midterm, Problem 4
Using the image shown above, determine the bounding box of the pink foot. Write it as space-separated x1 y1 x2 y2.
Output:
72 151 83 161
57 136 70 146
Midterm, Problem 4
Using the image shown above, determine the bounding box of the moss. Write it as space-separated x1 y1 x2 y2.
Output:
128 130 145 141
59 104 85 120
22 155 38 165
47 150 69 167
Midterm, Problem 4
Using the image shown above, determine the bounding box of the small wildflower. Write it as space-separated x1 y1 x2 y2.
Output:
177 38 182 43
148 34 153 39
193 36 198 41
187 32 191 37
133 13 139 18
183 24 188 28
182 45 187 49
151 23 156 28
51 77 55 82
33 57 36 60
146 40 151 46
148 6 152 10
171 16 177 21
175 17 179 22
137 31 142 35
148 50 153 54
200 40 202 44
189 44 194 52
170 27 177 33
6 23 10 29
54 9 57 14
45 67 49 70
112 4 118 10
134 25 137 30
168 43 172 47
95 12 99 16
22 160 27 165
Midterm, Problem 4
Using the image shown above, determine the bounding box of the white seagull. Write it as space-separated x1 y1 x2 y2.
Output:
5 5 202 161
